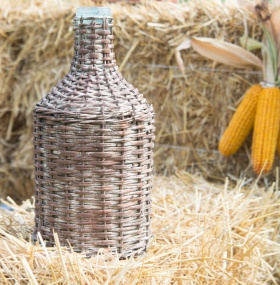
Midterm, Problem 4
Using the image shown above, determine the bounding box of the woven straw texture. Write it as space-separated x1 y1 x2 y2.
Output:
33 15 155 257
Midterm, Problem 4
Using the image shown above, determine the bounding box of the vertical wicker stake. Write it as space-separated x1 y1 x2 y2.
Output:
33 7 155 257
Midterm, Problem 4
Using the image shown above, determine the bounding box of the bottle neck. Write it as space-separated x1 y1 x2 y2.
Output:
70 16 116 74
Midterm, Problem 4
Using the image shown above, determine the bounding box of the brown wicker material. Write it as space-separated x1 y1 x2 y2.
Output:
33 11 155 257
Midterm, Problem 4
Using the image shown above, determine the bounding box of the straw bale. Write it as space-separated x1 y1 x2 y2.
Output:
0 173 279 284
0 0 277 202
0 1 74 202
110 1 266 179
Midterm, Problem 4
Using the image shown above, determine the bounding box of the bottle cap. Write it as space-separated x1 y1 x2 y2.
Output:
76 7 112 18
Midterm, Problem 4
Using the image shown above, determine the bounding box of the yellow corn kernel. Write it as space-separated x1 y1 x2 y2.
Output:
219 84 262 156
252 86 280 174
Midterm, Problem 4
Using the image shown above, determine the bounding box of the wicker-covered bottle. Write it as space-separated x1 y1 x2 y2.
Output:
33 7 155 257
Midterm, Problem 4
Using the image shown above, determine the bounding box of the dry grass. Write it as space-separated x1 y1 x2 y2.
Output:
0 172 280 284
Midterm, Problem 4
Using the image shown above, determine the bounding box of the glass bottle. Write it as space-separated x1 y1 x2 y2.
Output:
33 6 155 257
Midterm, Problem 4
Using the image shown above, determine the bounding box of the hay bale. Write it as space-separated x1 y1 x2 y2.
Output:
0 1 74 201
0 0 276 202
0 173 279 284
111 1 266 179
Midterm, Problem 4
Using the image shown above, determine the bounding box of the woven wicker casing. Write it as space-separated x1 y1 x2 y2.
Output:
33 9 155 257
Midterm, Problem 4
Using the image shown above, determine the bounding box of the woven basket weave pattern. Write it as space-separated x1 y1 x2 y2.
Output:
33 15 155 256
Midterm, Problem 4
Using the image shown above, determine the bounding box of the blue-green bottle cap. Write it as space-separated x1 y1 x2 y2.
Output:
76 7 112 18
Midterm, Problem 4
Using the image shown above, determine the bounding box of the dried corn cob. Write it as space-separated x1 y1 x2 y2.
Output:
219 84 262 156
252 86 280 174
277 132 280 157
